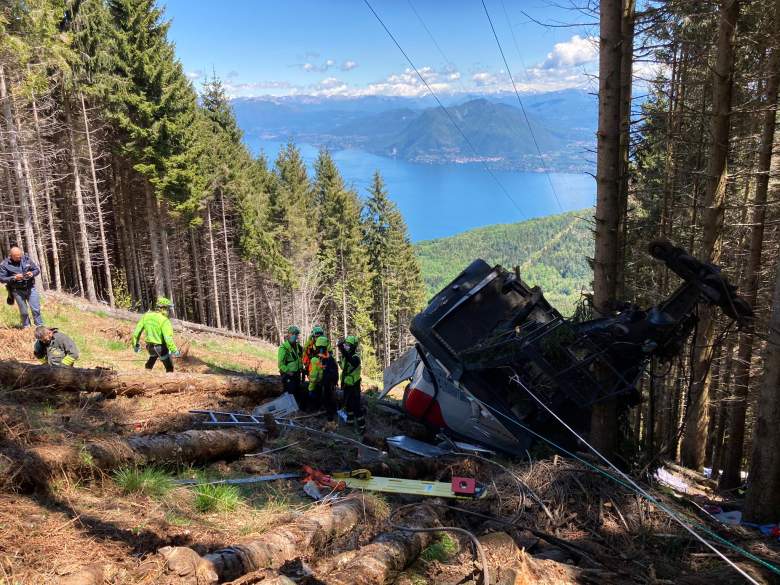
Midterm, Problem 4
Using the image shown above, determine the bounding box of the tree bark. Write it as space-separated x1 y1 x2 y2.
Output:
0 361 281 399
160 496 372 583
31 92 61 291
0 64 42 272
681 0 740 470
5 429 264 491
220 190 236 331
64 95 98 302
80 93 114 306
159 199 174 305
144 182 166 299
590 0 624 457
719 3 779 491
744 225 780 522
314 505 439 585
189 227 207 324
206 203 222 328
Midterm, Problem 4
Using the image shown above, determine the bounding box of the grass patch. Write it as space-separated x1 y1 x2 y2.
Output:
420 533 458 562
114 466 174 498
164 511 193 527
193 483 242 513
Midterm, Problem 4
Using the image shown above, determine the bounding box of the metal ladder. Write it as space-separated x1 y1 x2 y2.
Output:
190 409 269 426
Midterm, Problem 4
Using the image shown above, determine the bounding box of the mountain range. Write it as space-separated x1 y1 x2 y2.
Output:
232 90 596 172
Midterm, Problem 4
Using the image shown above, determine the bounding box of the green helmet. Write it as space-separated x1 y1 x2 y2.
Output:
287 325 300 335
315 335 329 349
344 335 358 346
311 325 324 337
157 296 173 308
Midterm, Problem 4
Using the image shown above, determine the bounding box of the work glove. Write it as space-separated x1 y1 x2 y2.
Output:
61 355 76 367
172 350 181 358
133 344 140 353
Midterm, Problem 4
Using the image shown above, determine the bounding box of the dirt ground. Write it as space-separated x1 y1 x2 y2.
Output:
1 296 779 584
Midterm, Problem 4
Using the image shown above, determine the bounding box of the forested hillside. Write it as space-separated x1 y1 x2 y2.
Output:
416 211 592 315
0 0 425 372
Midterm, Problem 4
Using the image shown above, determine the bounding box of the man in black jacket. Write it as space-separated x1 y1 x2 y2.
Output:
0 247 44 328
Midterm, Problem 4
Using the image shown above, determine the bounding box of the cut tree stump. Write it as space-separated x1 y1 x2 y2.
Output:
160 496 374 583
0 360 280 398
5 429 265 490
314 504 440 585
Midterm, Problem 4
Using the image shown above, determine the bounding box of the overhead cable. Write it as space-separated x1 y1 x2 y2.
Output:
362 0 527 219
481 0 565 214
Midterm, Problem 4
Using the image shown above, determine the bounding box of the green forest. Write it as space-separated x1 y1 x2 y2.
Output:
0 0 426 373
416 210 592 315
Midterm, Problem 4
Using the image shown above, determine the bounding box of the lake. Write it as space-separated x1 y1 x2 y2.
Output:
246 137 596 242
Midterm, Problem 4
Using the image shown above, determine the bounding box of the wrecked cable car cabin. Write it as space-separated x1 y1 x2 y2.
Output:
382 241 752 455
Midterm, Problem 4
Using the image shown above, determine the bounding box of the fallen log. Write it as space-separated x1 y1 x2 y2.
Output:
314 504 440 585
6 428 265 490
0 361 281 398
160 496 375 583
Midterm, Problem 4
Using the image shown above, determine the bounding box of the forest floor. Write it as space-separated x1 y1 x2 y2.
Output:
0 294 779 584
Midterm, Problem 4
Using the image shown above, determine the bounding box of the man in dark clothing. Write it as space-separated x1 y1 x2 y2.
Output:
0 247 43 328
308 336 339 420
338 335 365 433
33 326 79 367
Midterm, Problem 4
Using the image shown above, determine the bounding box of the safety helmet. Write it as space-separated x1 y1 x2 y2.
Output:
315 335 329 349
344 335 358 346
157 296 173 308
287 325 301 335
311 325 324 336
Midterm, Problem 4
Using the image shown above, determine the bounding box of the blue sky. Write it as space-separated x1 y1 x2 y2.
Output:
161 0 600 98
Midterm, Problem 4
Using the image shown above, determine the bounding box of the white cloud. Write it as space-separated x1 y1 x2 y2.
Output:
448 71 461 81
186 70 203 80
472 71 499 87
318 76 342 89
302 62 316 72
325 59 335 67
341 60 358 71
542 35 598 69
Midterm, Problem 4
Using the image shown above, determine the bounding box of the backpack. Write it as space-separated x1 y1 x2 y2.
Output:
322 355 339 387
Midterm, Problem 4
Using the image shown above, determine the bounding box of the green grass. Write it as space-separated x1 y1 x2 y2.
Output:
193 483 242 513
420 533 458 562
113 466 174 498
164 511 193 527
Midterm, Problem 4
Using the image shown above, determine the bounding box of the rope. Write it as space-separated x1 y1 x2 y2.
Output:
483 375 774 583
361 0 527 220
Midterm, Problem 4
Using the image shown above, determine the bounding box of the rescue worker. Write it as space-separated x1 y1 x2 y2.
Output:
0 247 43 328
132 296 180 373
33 326 79 367
338 335 365 433
308 335 338 420
302 325 325 375
278 325 305 408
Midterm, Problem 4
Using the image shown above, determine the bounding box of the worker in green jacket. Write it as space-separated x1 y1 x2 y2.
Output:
308 335 338 420
278 325 305 408
132 296 179 373
338 335 364 433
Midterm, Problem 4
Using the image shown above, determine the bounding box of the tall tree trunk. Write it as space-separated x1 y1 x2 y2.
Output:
744 149 780 522
680 0 740 470
144 182 166 299
19 146 48 289
615 0 635 300
189 227 207 324
206 204 222 328
31 92 61 291
0 65 41 272
80 93 114 306
590 0 625 457
159 199 174 305
64 96 97 303
220 190 236 330
719 3 780 490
